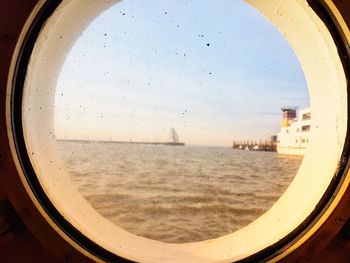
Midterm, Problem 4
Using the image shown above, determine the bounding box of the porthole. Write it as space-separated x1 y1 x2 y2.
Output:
52 0 310 244
4 0 350 262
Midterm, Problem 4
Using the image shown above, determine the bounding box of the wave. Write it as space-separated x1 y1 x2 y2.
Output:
57 141 301 243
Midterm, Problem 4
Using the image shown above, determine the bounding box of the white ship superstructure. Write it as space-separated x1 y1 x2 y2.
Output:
277 107 311 156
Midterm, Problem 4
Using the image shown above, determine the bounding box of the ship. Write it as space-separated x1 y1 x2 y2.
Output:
277 106 311 156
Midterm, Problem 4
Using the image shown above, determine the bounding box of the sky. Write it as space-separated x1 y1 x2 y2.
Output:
54 0 309 146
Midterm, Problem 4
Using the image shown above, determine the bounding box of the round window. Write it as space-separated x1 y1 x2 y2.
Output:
8 0 349 262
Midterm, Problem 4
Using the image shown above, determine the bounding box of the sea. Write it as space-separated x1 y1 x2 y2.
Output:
57 141 302 243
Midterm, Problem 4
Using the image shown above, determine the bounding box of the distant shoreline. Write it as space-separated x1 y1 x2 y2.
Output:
55 139 232 148
56 139 185 146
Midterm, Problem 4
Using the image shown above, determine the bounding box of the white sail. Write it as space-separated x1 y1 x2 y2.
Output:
169 128 180 143
166 128 185 146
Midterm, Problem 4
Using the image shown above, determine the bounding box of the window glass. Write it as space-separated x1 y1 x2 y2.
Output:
302 125 311 132
28 0 311 244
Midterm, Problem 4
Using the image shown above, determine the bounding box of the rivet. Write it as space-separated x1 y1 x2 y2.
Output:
0 31 13 43
19 208 31 220
335 216 345 226
63 253 73 262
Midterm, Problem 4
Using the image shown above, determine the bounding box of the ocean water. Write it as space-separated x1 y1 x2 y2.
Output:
57 141 302 243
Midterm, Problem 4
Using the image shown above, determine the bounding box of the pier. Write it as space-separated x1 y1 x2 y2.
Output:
58 128 185 146
57 139 185 146
233 140 277 152
111 141 185 146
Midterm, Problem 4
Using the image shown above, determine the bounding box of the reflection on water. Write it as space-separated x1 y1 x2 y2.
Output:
57 141 302 243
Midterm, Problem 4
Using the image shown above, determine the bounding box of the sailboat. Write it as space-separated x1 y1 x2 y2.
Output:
165 128 185 146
